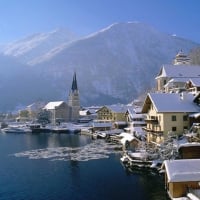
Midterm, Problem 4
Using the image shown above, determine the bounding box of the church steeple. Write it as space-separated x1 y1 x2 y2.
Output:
68 72 80 121
71 72 78 92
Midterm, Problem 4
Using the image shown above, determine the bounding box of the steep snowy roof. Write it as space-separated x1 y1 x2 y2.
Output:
156 65 200 79
119 132 136 145
164 77 190 88
145 93 199 113
164 159 200 182
44 101 64 110
189 78 200 87
178 142 200 150
102 105 131 113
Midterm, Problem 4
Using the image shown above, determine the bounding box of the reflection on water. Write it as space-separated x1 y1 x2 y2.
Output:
0 133 169 200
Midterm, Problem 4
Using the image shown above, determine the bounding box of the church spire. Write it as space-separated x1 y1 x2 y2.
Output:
68 72 80 121
71 72 78 91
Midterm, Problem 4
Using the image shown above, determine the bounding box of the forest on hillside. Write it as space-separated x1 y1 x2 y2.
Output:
190 47 200 65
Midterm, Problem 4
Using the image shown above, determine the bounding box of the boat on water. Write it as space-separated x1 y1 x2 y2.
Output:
51 126 70 133
1 126 32 134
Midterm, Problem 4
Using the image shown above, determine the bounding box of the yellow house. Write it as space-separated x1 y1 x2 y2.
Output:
96 105 130 122
142 93 199 144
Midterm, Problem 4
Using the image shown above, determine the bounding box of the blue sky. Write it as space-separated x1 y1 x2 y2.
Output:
0 0 200 44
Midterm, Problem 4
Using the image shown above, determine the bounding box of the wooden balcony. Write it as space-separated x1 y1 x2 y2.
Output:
145 119 159 124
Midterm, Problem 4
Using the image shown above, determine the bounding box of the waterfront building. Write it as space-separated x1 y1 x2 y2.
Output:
96 104 131 122
178 143 200 159
44 72 80 123
90 121 113 132
26 102 46 121
141 92 200 144
125 106 146 139
67 72 80 121
163 159 200 199
44 101 70 124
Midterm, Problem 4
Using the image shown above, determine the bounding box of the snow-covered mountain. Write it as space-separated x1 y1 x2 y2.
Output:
0 28 78 64
0 22 199 111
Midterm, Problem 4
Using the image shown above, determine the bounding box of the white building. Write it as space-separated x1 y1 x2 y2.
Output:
44 72 80 123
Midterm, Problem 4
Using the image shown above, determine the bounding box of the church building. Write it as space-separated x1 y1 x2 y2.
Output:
44 72 80 123
68 72 81 121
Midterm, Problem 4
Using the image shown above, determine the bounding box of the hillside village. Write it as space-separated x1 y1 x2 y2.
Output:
6 50 200 141
1 50 200 199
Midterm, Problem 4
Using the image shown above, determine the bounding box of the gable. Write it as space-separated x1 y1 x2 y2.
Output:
155 66 166 79
141 95 153 113
96 106 111 113
142 93 199 113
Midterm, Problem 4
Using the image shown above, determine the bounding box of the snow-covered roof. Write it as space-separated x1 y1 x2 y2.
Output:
164 159 200 182
189 78 200 87
126 107 145 119
189 113 200 118
98 105 131 113
143 93 199 113
119 132 136 145
27 102 45 110
156 65 200 79
169 77 191 83
178 142 200 150
92 122 112 128
44 101 64 110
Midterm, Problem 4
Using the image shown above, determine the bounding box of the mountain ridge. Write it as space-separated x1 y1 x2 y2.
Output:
0 22 199 111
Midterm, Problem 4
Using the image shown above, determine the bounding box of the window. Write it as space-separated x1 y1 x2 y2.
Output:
183 126 188 130
183 115 188 121
172 127 176 132
172 115 176 121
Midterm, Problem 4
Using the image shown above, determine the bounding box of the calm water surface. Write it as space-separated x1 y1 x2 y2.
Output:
0 133 169 200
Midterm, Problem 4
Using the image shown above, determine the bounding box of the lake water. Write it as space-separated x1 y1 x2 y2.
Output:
0 133 170 200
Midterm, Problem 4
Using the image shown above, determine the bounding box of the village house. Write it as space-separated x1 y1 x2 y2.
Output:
96 104 131 122
185 78 200 95
163 159 200 199
26 102 46 120
90 121 113 133
78 106 99 123
125 106 146 139
155 51 200 93
141 92 200 144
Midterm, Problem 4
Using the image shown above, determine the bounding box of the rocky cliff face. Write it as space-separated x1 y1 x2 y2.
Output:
0 22 199 111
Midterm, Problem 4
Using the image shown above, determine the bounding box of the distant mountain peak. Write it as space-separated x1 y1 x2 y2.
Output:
1 28 78 62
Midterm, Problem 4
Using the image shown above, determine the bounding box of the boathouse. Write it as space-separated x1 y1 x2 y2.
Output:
163 159 200 199
178 143 200 159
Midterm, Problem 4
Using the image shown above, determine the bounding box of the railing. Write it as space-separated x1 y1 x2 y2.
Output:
145 119 159 124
